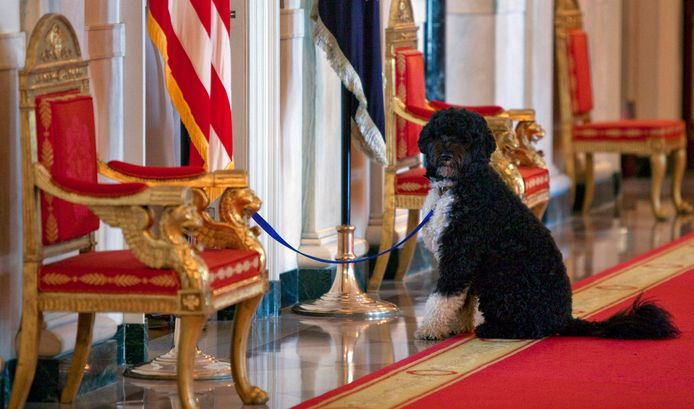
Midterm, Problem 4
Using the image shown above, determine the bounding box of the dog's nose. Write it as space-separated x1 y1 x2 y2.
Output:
440 153 452 162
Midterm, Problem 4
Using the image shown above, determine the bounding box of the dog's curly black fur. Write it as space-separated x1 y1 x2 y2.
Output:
417 108 680 340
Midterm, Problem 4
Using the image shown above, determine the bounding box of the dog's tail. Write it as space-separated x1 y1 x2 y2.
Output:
559 296 680 339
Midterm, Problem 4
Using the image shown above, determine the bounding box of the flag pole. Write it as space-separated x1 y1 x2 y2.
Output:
292 87 399 318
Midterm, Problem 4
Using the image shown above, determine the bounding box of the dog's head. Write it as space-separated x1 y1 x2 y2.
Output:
418 108 496 181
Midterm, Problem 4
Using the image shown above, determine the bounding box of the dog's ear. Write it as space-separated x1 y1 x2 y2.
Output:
418 121 432 155
470 113 497 162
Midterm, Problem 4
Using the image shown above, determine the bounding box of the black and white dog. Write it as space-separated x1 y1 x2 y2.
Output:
415 108 680 341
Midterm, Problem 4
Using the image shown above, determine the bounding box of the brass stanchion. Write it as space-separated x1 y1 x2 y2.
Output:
292 225 399 318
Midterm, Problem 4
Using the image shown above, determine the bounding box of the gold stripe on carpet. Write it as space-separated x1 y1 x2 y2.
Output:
308 236 694 409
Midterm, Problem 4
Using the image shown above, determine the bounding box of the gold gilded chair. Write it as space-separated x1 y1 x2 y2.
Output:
555 0 692 219
367 0 550 291
10 14 268 409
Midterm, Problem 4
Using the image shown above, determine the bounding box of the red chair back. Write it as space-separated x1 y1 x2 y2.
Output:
566 29 594 116
35 91 100 245
394 48 428 161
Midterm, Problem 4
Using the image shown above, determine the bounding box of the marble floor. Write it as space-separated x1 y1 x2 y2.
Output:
26 174 694 409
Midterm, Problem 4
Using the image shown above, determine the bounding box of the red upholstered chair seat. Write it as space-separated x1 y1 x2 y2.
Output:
107 160 207 180
518 166 550 196
395 167 430 195
573 119 685 142
38 249 261 295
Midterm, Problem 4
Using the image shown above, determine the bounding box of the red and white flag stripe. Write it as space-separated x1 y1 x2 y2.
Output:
148 0 233 171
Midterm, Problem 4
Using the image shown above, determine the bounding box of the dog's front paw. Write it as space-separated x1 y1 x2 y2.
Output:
415 323 455 340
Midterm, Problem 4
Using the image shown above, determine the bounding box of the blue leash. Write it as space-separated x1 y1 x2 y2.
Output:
251 210 433 264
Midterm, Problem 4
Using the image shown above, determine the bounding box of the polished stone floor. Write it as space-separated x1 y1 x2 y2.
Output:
27 174 694 409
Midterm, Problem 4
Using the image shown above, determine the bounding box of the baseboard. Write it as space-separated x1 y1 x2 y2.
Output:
218 280 282 320
1 359 10 409
2 330 124 404
120 323 148 366
573 172 620 213
279 263 370 309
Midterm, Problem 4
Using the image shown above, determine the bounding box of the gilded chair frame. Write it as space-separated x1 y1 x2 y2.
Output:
554 0 691 219
11 14 268 409
367 0 549 291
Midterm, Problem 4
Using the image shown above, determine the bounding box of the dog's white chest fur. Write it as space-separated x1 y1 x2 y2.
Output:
422 180 455 261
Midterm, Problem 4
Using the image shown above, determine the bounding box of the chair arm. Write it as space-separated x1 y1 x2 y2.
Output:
393 97 430 126
34 164 190 206
98 159 248 189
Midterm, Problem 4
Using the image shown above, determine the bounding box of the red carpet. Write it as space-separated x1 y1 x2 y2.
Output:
295 233 694 409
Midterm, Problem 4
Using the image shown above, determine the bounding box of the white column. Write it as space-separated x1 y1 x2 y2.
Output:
579 0 621 180
445 0 497 105
120 0 146 324
298 17 370 267
121 0 146 165
624 0 682 120
525 0 571 195
277 3 304 274
299 42 344 267
246 1 282 280
446 0 570 198
0 0 24 362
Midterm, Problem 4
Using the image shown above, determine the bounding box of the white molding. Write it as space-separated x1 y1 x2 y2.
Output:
280 8 304 40
85 22 125 61
447 0 525 15
0 32 25 71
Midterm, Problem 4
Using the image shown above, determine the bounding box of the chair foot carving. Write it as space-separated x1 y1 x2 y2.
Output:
581 153 595 214
672 148 693 215
650 153 668 220
177 315 208 409
231 294 269 405
61 312 96 404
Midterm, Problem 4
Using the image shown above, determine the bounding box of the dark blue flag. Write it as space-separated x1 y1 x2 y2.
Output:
312 0 387 165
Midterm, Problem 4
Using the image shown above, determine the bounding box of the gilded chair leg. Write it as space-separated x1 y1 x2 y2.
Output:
672 148 694 214
8 307 43 409
176 314 207 409
650 153 668 220
367 199 396 291
61 312 95 404
231 294 268 405
566 152 577 205
581 153 595 214
394 209 420 281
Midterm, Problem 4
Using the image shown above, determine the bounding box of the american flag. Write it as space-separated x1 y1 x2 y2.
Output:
148 0 233 171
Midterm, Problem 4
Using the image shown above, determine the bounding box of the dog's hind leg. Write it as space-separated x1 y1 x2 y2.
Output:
415 290 469 340
459 293 478 333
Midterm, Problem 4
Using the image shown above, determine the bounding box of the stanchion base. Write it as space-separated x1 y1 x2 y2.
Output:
292 291 399 319
125 348 231 381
